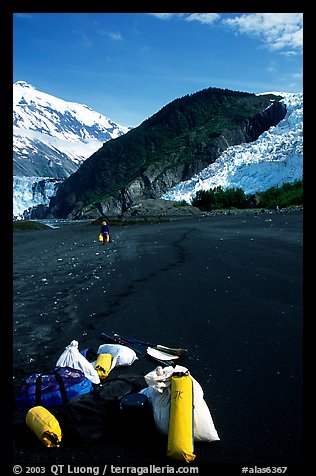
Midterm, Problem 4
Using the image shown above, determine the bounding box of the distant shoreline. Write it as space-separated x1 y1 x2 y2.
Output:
13 205 303 230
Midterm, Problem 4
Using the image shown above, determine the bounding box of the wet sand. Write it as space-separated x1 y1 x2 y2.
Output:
11 211 303 472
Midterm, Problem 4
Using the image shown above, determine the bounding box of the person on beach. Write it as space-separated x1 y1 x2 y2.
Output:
100 221 111 245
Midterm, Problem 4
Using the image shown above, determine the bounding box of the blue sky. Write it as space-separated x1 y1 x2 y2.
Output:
13 12 303 128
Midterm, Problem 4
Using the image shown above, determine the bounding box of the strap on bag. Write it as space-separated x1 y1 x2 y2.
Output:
35 375 42 406
35 370 69 406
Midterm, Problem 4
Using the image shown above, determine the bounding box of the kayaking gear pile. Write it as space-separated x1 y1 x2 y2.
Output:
14 335 219 461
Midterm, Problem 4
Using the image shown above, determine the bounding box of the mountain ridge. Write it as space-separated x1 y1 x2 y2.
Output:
50 87 286 219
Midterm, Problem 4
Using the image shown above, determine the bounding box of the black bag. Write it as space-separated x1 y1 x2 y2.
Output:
61 375 147 446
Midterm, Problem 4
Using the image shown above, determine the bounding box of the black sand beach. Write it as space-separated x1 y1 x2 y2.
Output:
11 210 303 473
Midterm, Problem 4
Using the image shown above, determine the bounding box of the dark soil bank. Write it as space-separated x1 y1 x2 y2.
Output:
11 211 303 473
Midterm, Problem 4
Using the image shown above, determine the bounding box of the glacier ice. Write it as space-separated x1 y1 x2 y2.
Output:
161 92 303 203
13 176 63 218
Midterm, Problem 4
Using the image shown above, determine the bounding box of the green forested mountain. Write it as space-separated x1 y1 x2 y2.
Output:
51 87 285 218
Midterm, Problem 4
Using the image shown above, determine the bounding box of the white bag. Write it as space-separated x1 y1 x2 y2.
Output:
140 365 220 442
140 385 170 435
56 340 100 385
190 372 220 442
97 343 138 371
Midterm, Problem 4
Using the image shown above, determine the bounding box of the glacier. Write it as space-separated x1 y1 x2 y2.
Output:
13 176 63 219
161 92 303 203
13 80 131 218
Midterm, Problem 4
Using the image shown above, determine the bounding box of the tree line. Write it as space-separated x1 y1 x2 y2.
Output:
190 179 303 211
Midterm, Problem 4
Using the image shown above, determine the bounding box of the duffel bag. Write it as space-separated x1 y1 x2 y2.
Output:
16 366 94 412
61 374 147 446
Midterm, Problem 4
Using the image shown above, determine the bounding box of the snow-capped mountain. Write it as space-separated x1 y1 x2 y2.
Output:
13 80 130 177
162 92 303 203
13 80 131 217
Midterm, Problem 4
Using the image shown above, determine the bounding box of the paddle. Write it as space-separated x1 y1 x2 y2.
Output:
112 335 178 362
113 334 181 361
100 332 176 366
114 333 188 357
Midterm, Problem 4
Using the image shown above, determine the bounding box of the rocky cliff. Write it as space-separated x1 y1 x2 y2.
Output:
49 88 286 219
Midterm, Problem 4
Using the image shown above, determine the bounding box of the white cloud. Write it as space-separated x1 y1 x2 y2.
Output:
148 13 220 24
148 13 179 20
108 31 123 41
184 13 220 25
98 30 123 41
148 12 303 55
223 13 303 53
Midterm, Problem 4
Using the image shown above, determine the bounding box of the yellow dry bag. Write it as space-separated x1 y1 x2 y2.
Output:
167 371 196 462
26 406 62 448
95 353 113 379
99 233 110 242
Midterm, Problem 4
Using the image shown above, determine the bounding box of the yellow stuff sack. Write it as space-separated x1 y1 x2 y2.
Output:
98 233 103 242
95 353 113 379
26 406 62 448
167 372 196 462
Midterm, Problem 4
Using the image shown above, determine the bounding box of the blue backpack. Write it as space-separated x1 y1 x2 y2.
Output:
15 366 94 411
